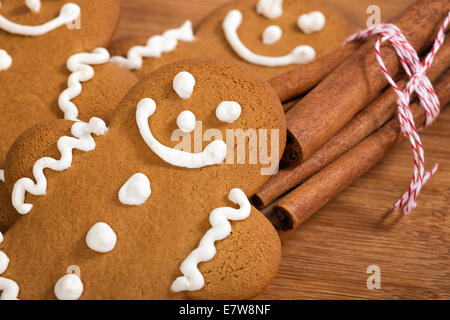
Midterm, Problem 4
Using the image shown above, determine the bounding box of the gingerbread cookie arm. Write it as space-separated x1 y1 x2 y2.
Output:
1 121 73 231
108 36 151 58
110 21 195 70
3 120 74 193
0 59 137 230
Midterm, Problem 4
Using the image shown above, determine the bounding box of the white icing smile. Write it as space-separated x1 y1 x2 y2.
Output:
136 98 227 169
0 2 80 36
223 10 315 67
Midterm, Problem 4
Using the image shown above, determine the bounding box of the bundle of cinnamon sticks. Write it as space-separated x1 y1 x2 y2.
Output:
257 0 450 239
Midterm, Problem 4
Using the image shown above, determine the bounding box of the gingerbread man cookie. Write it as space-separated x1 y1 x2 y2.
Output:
109 0 352 79
0 58 285 299
0 0 138 231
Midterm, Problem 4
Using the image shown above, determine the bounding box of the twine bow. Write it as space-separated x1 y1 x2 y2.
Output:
346 12 450 214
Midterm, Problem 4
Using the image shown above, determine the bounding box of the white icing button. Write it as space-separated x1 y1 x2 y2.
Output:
0 251 9 275
176 110 196 133
256 0 283 20
86 222 117 253
0 169 4 182
262 25 282 44
298 11 326 34
173 71 196 99
0 49 12 71
54 274 84 300
26 0 41 13
118 173 151 206
0 232 3 244
0 278 19 300
216 101 242 123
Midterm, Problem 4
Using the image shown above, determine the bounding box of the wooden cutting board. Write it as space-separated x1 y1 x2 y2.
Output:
115 0 450 299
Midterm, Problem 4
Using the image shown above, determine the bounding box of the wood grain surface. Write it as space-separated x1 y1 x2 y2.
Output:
116 0 449 299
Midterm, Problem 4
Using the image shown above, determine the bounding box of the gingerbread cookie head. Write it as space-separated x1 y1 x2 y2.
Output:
0 58 285 299
0 0 138 231
109 0 353 79
0 0 137 162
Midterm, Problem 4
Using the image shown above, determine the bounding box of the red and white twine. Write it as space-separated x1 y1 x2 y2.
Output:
346 12 450 214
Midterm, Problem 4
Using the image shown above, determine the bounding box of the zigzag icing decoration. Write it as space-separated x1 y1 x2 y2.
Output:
11 118 108 215
0 232 19 300
0 277 19 300
58 48 110 121
110 20 195 70
171 188 251 292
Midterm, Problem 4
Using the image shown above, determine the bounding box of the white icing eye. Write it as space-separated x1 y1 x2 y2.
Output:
0 251 9 275
256 0 283 20
0 50 12 71
25 0 41 13
119 173 151 206
216 101 242 123
54 274 84 300
173 71 196 99
176 110 196 133
86 222 117 253
297 11 326 34
262 25 282 44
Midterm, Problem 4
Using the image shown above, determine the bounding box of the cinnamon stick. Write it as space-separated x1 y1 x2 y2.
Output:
283 0 450 166
269 69 450 232
270 43 359 103
282 96 302 112
253 40 450 209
